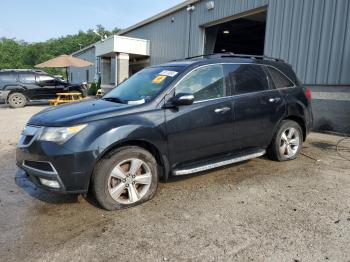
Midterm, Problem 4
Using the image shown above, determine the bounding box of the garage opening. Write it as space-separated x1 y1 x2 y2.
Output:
204 11 267 55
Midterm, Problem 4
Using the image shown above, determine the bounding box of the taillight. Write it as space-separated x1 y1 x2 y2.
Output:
305 87 312 100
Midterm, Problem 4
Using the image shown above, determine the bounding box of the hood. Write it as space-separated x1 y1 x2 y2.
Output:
28 99 132 126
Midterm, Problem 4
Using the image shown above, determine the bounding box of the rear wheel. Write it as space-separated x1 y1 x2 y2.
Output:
92 146 159 210
8 92 27 108
267 120 303 161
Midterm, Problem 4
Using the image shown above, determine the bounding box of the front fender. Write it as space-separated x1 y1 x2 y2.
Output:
63 110 167 176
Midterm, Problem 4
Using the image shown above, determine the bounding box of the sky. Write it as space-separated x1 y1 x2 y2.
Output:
0 0 184 43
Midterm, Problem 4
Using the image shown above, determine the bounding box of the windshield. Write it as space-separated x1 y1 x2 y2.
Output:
103 66 184 104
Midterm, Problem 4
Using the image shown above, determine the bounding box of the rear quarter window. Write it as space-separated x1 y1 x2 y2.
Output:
267 67 294 89
225 64 269 95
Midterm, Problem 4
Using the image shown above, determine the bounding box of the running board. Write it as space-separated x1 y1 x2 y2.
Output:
173 149 266 176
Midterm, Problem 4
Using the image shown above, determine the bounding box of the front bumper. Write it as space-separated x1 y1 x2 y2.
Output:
16 141 96 194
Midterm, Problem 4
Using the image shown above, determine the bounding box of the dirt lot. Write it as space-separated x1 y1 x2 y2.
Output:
0 105 350 262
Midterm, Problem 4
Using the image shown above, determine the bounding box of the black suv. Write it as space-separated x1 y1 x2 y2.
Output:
16 54 313 210
0 70 86 108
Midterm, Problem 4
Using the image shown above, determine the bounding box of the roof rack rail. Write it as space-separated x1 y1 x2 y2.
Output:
219 53 284 62
171 52 283 62
0 69 45 73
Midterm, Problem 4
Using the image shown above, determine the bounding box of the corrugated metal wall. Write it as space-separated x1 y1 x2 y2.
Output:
265 0 350 85
69 47 96 83
123 9 189 65
123 0 269 65
122 0 350 86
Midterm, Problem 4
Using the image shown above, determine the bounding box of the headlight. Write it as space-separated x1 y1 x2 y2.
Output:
38 124 87 144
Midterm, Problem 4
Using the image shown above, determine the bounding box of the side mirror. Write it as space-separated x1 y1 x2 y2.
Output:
164 93 194 108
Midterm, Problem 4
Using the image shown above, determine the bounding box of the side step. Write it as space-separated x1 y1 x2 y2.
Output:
173 149 266 176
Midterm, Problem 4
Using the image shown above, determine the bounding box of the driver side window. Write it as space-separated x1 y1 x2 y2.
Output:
175 64 225 102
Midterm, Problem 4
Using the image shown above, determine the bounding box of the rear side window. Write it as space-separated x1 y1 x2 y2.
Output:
175 64 225 102
225 64 269 95
19 74 36 84
0 73 17 82
267 67 294 89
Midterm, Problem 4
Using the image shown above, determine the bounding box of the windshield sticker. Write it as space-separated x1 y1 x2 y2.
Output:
128 99 145 105
152 75 167 84
159 70 178 77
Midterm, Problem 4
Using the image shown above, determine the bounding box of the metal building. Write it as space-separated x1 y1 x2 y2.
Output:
70 0 350 133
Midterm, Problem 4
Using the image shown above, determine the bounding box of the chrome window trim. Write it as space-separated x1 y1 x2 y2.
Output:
163 62 296 104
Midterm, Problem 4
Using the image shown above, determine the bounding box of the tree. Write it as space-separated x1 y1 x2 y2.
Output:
0 38 25 69
0 25 121 77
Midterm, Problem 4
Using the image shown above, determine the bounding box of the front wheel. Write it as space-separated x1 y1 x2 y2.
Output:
92 146 159 210
8 92 27 108
267 120 303 161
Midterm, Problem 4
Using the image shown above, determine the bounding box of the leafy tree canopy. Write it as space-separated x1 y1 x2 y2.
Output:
0 25 120 77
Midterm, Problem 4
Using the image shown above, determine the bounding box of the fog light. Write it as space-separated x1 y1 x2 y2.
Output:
39 178 60 188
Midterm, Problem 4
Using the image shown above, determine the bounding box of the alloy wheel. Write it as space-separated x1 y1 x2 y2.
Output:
279 127 300 158
11 95 24 105
107 158 152 204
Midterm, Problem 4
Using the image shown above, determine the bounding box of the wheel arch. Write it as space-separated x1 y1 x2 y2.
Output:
6 86 28 100
284 115 306 141
89 139 170 190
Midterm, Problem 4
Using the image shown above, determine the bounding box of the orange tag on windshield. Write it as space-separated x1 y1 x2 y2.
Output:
152 75 167 84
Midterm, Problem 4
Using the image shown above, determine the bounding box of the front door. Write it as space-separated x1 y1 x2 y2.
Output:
165 64 234 166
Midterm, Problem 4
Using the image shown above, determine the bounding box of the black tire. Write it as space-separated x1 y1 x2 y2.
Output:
8 92 27 108
92 146 159 210
267 120 303 161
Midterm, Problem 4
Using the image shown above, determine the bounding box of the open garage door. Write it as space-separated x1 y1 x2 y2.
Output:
204 11 267 55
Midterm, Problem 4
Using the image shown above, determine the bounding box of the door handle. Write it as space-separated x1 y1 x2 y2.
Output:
268 97 281 103
214 107 231 114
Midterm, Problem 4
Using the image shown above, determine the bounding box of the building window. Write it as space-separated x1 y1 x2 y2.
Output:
86 70 89 82
71 72 73 83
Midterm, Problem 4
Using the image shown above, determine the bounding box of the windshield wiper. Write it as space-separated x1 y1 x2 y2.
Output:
102 97 126 104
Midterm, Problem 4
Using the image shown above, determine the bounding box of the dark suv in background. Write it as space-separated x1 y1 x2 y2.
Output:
16 54 313 210
0 69 87 108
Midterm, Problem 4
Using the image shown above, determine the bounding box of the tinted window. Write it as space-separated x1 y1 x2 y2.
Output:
267 67 294 89
38 75 56 86
226 64 268 94
0 73 17 82
175 64 225 101
19 74 36 84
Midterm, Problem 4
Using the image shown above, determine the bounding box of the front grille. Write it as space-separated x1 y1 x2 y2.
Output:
24 160 54 172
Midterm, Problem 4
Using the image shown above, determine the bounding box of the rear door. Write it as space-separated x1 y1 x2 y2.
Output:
225 64 285 150
165 64 234 166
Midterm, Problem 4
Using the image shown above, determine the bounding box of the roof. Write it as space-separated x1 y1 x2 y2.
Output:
35 55 93 68
118 0 200 35
0 69 45 73
71 43 96 56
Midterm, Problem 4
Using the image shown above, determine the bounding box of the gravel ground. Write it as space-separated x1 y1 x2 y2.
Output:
0 105 349 262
